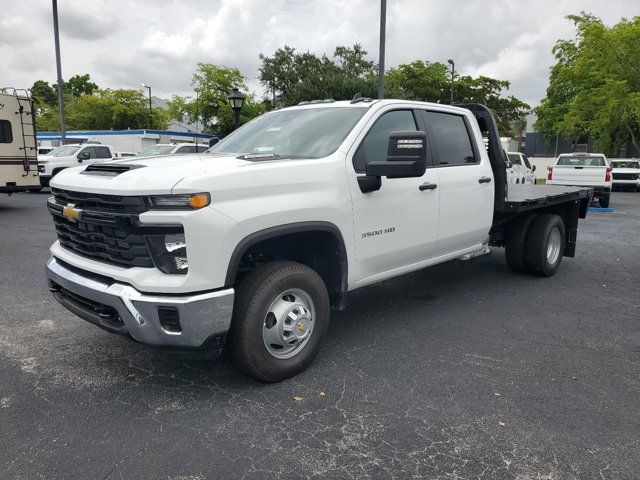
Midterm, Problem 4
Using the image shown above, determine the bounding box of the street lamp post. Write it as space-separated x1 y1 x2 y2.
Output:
377 0 387 99
447 59 455 105
52 0 66 143
227 87 245 131
141 82 152 127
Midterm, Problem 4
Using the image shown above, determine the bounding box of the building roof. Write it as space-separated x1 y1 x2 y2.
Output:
36 129 215 140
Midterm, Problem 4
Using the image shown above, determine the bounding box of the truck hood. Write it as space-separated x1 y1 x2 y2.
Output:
50 153 250 194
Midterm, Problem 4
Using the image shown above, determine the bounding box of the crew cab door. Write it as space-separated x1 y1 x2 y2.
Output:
419 109 493 254
347 107 440 285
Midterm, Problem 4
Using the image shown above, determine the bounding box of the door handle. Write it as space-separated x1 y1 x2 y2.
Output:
478 177 492 184
419 182 438 191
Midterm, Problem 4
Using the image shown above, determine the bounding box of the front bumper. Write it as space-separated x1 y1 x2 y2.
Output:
46 257 234 349
612 179 640 188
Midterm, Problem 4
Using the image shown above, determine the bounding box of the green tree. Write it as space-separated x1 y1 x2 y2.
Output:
510 116 528 151
259 44 377 106
168 63 266 135
31 80 57 107
65 74 98 97
35 89 168 131
385 61 529 133
535 13 640 155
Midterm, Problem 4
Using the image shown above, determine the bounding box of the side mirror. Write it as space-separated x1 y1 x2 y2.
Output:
504 160 512 169
208 137 219 148
78 151 90 162
532 165 536 172
365 131 427 179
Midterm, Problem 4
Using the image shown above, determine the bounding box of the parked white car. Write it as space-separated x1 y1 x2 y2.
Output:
138 143 209 157
547 153 612 207
507 152 535 185
610 159 640 191
37 144 115 187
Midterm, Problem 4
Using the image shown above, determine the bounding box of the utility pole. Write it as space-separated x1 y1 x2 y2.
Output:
52 0 66 143
377 0 387 99
447 59 455 105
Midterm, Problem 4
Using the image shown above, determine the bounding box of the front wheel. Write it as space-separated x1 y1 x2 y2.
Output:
229 261 330 382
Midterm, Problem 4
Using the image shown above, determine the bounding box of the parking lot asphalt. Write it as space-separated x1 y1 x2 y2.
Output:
1 190 639 480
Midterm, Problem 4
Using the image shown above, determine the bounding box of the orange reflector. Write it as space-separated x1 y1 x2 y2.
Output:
188 193 210 209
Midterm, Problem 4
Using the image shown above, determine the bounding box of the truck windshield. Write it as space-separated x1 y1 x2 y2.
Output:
210 107 366 159
557 156 605 166
50 145 80 157
611 161 640 169
139 145 176 156
507 153 522 165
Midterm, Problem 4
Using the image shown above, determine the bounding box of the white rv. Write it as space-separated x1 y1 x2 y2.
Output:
0 88 40 193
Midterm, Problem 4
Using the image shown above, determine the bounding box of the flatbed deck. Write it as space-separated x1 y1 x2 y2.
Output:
498 184 591 213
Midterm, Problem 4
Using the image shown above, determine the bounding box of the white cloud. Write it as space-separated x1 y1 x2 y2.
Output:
1 0 637 106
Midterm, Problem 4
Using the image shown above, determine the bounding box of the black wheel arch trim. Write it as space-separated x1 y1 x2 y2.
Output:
225 221 349 297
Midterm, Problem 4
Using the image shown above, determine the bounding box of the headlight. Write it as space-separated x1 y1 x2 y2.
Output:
146 193 210 210
145 232 188 274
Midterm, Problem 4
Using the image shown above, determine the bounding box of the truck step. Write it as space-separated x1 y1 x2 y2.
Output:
457 245 491 261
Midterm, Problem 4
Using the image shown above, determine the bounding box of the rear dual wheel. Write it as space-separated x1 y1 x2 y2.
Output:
505 214 565 277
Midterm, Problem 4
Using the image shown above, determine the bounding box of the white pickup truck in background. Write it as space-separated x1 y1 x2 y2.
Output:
610 159 640 191
38 143 115 188
547 153 612 207
506 151 535 185
44 100 591 382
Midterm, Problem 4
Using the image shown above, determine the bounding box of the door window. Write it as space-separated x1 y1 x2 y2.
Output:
424 112 477 166
175 146 192 154
353 110 417 172
0 120 13 143
95 146 112 158
79 147 97 159
196 145 208 152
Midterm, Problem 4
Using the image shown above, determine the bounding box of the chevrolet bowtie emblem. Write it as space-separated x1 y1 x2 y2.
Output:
62 203 82 222
297 322 306 333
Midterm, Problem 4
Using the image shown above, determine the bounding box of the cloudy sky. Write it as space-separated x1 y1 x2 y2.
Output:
1 0 637 106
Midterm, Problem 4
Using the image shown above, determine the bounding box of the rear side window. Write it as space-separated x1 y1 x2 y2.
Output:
557 156 605 166
175 146 192 154
354 110 417 172
425 112 477 166
0 120 13 143
95 146 112 158
196 145 208 153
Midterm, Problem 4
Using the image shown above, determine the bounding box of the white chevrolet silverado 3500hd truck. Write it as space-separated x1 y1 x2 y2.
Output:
45 100 591 381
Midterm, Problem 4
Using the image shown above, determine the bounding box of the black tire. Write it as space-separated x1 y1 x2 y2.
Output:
505 214 537 273
229 261 330 382
525 214 566 277
599 195 610 208
28 187 43 193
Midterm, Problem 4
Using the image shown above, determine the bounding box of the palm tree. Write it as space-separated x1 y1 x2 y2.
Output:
510 116 527 152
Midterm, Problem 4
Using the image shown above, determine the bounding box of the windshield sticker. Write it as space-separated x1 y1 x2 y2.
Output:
266 127 282 132
237 153 280 160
